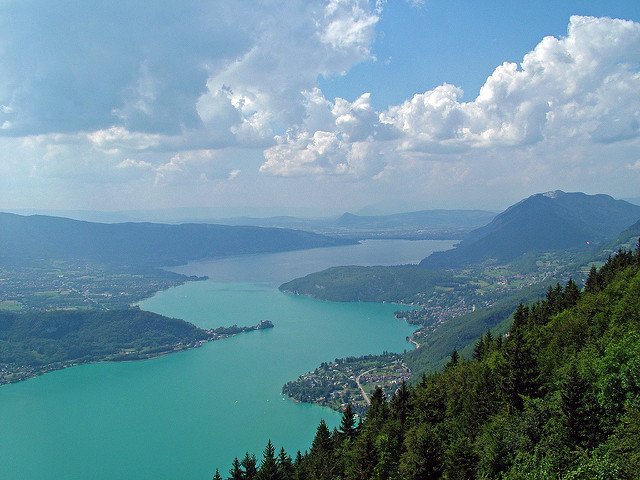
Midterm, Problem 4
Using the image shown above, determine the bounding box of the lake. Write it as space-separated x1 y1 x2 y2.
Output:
0 239 454 480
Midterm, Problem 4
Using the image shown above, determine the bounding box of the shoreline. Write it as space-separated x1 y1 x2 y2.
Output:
0 320 273 387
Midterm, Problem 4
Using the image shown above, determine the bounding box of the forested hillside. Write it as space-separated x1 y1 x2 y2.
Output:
0 212 354 268
219 243 640 479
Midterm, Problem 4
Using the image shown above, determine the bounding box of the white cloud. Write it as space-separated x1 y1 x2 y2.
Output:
87 127 163 153
0 1 244 136
1 6 638 211
390 16 640 151
0 0 379 147
319 0 379 56
195 1 380 148
115 158 154 170
153 149 240 186
261 89 388 176
261 15 640 177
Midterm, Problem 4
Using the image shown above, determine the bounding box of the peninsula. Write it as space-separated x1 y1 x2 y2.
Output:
0 309 274 385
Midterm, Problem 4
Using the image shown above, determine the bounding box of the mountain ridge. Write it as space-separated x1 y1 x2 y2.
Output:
420 191 640 268
0 212 355 268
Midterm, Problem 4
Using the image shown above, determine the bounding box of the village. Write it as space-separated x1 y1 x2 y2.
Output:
282 353 411 415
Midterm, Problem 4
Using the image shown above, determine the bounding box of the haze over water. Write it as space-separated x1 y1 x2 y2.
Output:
0 240 454 480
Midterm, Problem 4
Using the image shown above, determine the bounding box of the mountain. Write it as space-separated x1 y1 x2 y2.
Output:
421 191 640 268
0 212 354 267
3 209 497 241
221 209 496 240
333 209 495 230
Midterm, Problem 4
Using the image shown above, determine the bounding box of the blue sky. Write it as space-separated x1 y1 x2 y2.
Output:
1 1 639 216
320 1 640 110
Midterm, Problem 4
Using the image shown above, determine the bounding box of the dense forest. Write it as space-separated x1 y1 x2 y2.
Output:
218 243 640 479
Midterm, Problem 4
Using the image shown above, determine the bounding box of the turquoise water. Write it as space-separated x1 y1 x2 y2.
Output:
0 240 454 479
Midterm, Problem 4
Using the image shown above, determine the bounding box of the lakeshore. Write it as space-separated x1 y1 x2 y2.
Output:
0 240 449 480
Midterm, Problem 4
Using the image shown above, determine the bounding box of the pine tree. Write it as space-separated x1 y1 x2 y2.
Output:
242 452 258 480
503 327 539 412
339 404 357 439
472 335 485 360
443 435 477 479
561 363 601 449
390 380 411 425
563 278 580 308
367 387 387 427
292 451 305 480
257 440 281 480
399 423 442 480
228 457 243 480
277 447 294 480
584 265 600 293
512 303 529 331
310 419 332 455
347 433 377 480
308 419 334 480
213 469 223 480
485 330 494 349
448 349 460 367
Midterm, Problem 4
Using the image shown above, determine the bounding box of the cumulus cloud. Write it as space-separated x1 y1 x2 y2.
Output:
115 159 154 170
0 0 383 190
2 6 638 210
261 16 640 175
261 89 388 176
389 15 640 150
153 150 239 186
87 127 163 153
195 0 380 147
0 0 379 146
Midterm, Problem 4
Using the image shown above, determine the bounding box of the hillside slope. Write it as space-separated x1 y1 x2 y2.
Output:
421 191 640 268
221 246 640 479
0 212 354 267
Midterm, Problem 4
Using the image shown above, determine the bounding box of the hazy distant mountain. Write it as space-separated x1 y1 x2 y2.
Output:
0 213 355 267
420 191 640 268
7 208 496 240
334 210 495 230
219 209 496 239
